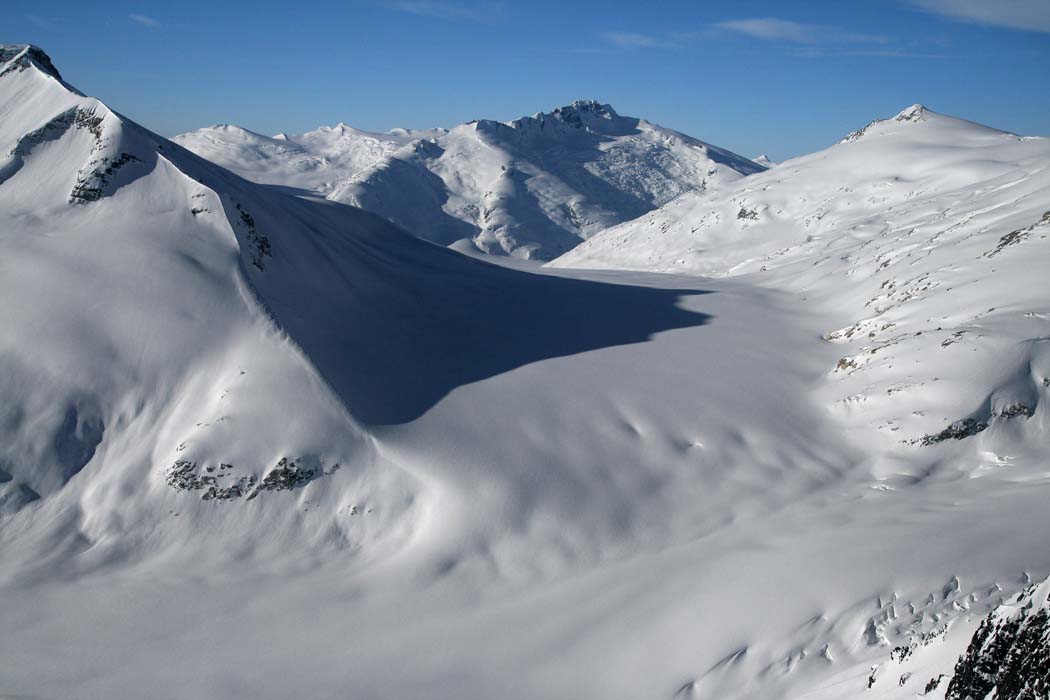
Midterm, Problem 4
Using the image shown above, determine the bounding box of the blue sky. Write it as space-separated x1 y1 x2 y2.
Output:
4 0 1049 159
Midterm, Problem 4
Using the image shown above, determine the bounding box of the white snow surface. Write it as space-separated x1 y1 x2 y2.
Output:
1 46 1049 700
174 100 764 260
551 102 1050 695
172 121 442 196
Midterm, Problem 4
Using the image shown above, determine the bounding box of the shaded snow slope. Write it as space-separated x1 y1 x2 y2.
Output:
176 100 764 260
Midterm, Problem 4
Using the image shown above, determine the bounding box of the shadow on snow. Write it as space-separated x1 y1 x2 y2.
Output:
239 191 714 426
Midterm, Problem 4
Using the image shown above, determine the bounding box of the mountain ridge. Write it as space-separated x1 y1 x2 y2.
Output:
175 98 765 259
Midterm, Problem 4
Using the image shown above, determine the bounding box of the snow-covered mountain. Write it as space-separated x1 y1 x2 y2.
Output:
553 103 1050 696
0 43 419 540
175 101 764 259
554 103 1050 458
3 44 1049 700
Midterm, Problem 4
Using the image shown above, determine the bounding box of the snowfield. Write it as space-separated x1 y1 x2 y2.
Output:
175 101 764 260
1 45 1048 700
553 102 1050 485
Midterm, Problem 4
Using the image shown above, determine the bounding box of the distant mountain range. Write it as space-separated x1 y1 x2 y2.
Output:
175 101 764 259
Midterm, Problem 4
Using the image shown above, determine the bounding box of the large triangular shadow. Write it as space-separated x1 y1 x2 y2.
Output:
240 193 714 426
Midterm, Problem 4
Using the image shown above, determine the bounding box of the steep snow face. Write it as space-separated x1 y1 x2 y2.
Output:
177 99 765 259
0 44 424 569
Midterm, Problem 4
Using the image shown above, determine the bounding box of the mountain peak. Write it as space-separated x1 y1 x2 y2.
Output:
548 99 619 123
894 103 928 122
565 99 618 115
841 103 938 143
0 44 62 81
505 100 624 135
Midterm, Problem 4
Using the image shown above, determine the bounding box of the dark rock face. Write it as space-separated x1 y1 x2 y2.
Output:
167 460 256 501
946 584 1050 700
997 404 1036 419
916 399 1037 446
166 457 320 501
234 203 272 269
245 457 316 499
918 417 989 445
925 674 945 693
70 151 142 203
985 211 1050 258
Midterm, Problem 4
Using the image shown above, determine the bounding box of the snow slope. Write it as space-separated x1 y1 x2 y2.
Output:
2 46 1049 700
176 101 764 259
555 103 1050 471
553 103 1050 695
0 43 419 570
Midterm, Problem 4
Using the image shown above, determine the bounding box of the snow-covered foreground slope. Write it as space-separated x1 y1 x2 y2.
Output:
175 101 764 260
2 46 1048 700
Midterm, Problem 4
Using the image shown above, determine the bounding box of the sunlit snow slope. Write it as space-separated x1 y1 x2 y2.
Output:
552 103 1050 697
175 101 764 260
2 45 1049 700
556 103 1050 473
171 121 442 196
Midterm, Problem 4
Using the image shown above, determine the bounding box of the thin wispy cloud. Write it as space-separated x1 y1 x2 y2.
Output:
129 14 161 28
25 14 50 27
532 47 619 55
715 18 889 45
391 1 493 22
600 31 682 49
788 47 940 59
910 0 1050 33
